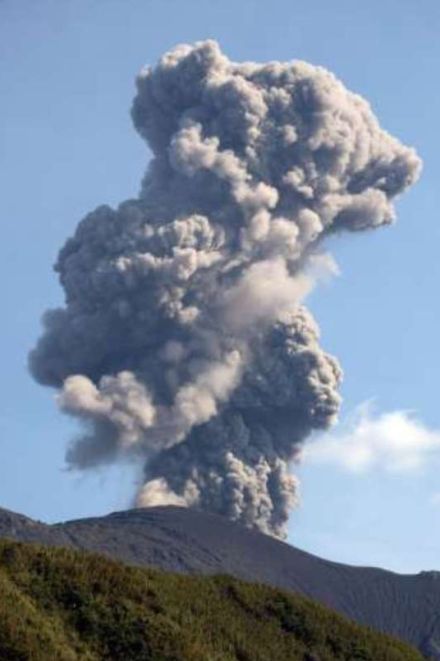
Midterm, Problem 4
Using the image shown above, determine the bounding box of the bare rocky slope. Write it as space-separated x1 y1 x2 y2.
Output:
0 505 438 658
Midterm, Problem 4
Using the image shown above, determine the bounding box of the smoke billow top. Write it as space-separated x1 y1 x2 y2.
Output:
30 41 421 537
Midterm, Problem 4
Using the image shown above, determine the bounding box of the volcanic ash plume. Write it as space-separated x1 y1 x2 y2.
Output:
30 41 421 537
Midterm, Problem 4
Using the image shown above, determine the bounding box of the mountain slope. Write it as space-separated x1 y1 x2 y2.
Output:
0 505 439 658
0 539 422 661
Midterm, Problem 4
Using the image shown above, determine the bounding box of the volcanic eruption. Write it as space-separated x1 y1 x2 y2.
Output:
30 41 421 537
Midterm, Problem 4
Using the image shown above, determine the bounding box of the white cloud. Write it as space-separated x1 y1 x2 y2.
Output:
303 402 440 474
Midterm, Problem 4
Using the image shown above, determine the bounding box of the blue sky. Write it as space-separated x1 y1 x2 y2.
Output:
1 0 439 573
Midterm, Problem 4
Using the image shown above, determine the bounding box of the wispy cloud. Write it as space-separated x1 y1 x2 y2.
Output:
303 403 440 474
429 492 440 507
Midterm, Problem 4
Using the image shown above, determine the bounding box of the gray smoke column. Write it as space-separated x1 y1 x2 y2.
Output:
30 41 421 537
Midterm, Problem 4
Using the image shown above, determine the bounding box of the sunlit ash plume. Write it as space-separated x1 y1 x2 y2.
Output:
30 41 421 537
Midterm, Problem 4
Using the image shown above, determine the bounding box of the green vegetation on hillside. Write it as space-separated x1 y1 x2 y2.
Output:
0 540 422 661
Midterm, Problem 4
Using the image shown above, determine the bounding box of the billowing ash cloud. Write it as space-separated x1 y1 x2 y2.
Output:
30 41 421 537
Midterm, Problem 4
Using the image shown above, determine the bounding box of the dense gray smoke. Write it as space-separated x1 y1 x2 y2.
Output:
30 41 421 537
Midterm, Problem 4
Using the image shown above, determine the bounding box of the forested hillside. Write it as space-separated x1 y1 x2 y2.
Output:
0 540 422 661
